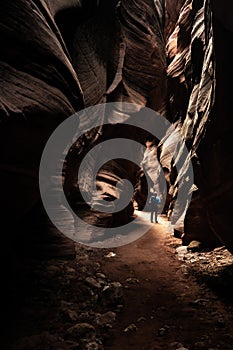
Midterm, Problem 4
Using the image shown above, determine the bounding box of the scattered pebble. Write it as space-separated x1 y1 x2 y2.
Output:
85 340 104 350
124 323 137 332
158 325 170 336
125 277 140 284
85 277 102 289
105 252 116 258
96 273 106 279
66 323 96 341
187 240 203 252
96 311 116 327
100 282 124 306
60 308 78 322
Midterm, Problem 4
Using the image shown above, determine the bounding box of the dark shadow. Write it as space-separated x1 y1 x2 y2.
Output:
191 263 233 305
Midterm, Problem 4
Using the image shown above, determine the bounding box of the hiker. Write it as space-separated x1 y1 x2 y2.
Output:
149 192 161 223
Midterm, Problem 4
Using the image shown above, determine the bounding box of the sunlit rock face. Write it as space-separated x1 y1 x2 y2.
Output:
165 0 186 40
134 0 221 247
163 0 222 247
163 0 233 251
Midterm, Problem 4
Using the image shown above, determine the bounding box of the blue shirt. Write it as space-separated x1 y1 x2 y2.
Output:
149 195 161 207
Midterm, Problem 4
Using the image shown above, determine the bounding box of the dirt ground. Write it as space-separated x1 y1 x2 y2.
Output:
102 218 233 350
2 216 233 350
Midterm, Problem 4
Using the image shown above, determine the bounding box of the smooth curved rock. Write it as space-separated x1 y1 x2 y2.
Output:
1 0 232 254
162 0 233 252
0 0 167 245
0 0 83 226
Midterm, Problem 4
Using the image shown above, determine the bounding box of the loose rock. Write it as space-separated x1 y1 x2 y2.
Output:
187 240 203 252
123 323 137 332
60 308 79 322
100 282 124 306
66 323 96 341
96 311 116 327
85 340 104 350
125 277 139 284
85 277 102 289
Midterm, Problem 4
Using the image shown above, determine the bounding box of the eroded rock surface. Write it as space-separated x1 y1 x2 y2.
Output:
0 0 232 253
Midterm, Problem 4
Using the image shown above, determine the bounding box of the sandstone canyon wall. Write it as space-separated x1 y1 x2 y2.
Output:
0 0 232 253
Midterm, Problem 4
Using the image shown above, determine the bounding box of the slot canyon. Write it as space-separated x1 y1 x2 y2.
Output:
0 1 233 349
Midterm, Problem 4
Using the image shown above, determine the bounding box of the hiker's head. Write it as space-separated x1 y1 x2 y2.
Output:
154 192 157 196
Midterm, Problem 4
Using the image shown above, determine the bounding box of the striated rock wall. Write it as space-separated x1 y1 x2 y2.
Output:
197 1 233 251
0 0 84 226
0 0 167 245
165 0 186 40
0 0 232 253
164 0 233 251
164 0 221 246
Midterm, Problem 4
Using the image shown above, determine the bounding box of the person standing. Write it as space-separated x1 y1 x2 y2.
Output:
149 192 161 223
